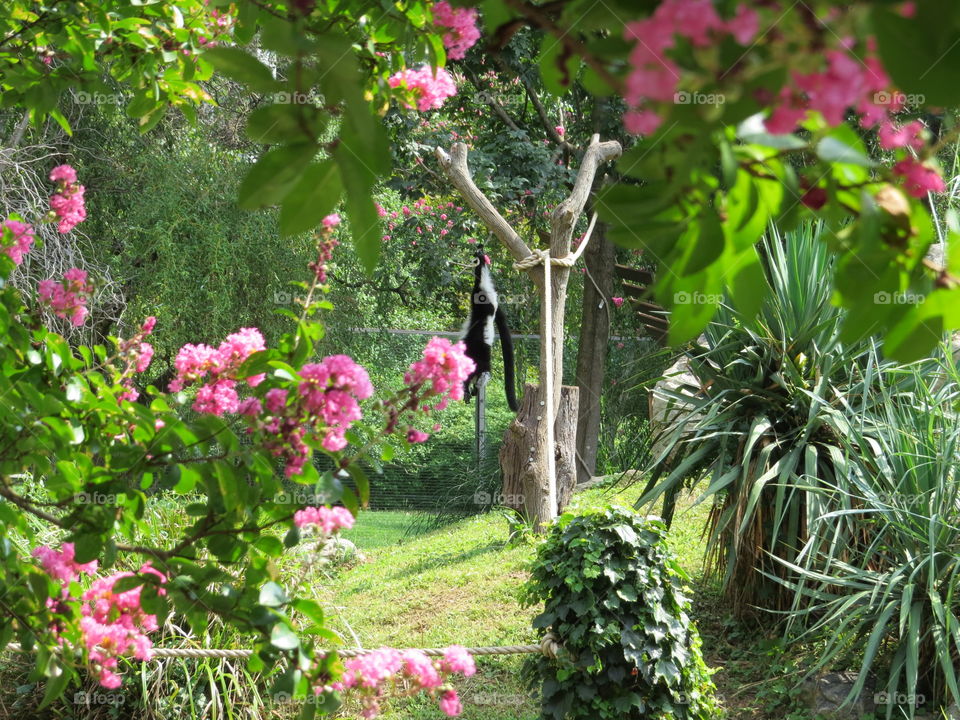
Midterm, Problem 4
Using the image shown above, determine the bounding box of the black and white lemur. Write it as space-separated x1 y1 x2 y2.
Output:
461 248 519 411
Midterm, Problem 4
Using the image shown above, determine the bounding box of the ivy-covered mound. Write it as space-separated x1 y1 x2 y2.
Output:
524 506 722 719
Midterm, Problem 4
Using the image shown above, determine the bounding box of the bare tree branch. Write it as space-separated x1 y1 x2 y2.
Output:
434 143 534 265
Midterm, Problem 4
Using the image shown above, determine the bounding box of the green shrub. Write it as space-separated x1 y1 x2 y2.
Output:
781 354 960 718
523 505 722 719
638 223 887 616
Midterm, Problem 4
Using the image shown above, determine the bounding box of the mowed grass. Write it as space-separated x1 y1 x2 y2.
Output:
317 482 717 720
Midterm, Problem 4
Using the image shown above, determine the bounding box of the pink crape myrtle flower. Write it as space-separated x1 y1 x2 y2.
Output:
407 428 430 444
893 158 947 197
38 267 93 326
388 66 457 111
169 328 266 413
611 296 625 308
32 543 98 584
439 645 476 676
432 1 481 60
403 337 475 411
439 690 462 716
621 1 757 136
322 213 341 228
48 164 87 233
1 219 35 265
298 355 374 451
878 119 926 151
325 644 476 717
294 505 355 534
80 563 167 688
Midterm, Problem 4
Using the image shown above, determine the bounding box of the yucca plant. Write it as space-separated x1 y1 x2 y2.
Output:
636 223 889 617
776 354 960 719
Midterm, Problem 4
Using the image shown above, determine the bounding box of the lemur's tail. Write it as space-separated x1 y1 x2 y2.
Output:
495 306 519 412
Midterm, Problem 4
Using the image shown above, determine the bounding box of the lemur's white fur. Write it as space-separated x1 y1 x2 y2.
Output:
479 264 498 346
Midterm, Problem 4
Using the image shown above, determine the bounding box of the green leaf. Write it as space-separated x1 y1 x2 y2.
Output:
334 146 381 273
238 144 316 210
270 622 301 650
246 103 326 144
872 6 960 107
538 34 579 95
816 136 876 168
38 663 71 709
260 582 289 607
202 47 280 93
726 245 768 323
279 160 343 236
675 211 724 276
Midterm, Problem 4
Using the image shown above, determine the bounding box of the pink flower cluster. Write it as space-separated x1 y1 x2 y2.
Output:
33 545 166 689
320 645 475 718
309 222 340 283
432 1 481 60
80 564 167 688
403 338 475 412
169 327 266 415
38 267 93 326
32 542 98 585
48 164 87 233
382 197 466 245
293 505 355 534
1 219 35 265
243 354 374 477
623 1 758 135
389 66 457 111
893 158 946 198
765 44 890 133
879 120 945 197
116 316 157 402
390 337 474 444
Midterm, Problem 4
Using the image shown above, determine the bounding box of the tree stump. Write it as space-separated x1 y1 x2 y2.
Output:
500 383 579 528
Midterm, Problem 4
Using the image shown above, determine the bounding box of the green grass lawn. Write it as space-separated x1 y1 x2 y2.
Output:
314 482 714 720
317 481 824 720
0 482 824 719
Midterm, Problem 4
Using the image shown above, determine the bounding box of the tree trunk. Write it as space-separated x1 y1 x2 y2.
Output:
435 136 621 530
573 225 614 484
500 383 580 529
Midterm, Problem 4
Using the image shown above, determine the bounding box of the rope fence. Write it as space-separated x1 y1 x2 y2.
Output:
6 632 563 661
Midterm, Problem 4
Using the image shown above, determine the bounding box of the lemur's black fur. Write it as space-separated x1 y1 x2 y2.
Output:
461 249 518 412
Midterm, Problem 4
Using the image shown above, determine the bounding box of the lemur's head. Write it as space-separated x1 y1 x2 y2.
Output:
474 248 491 267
